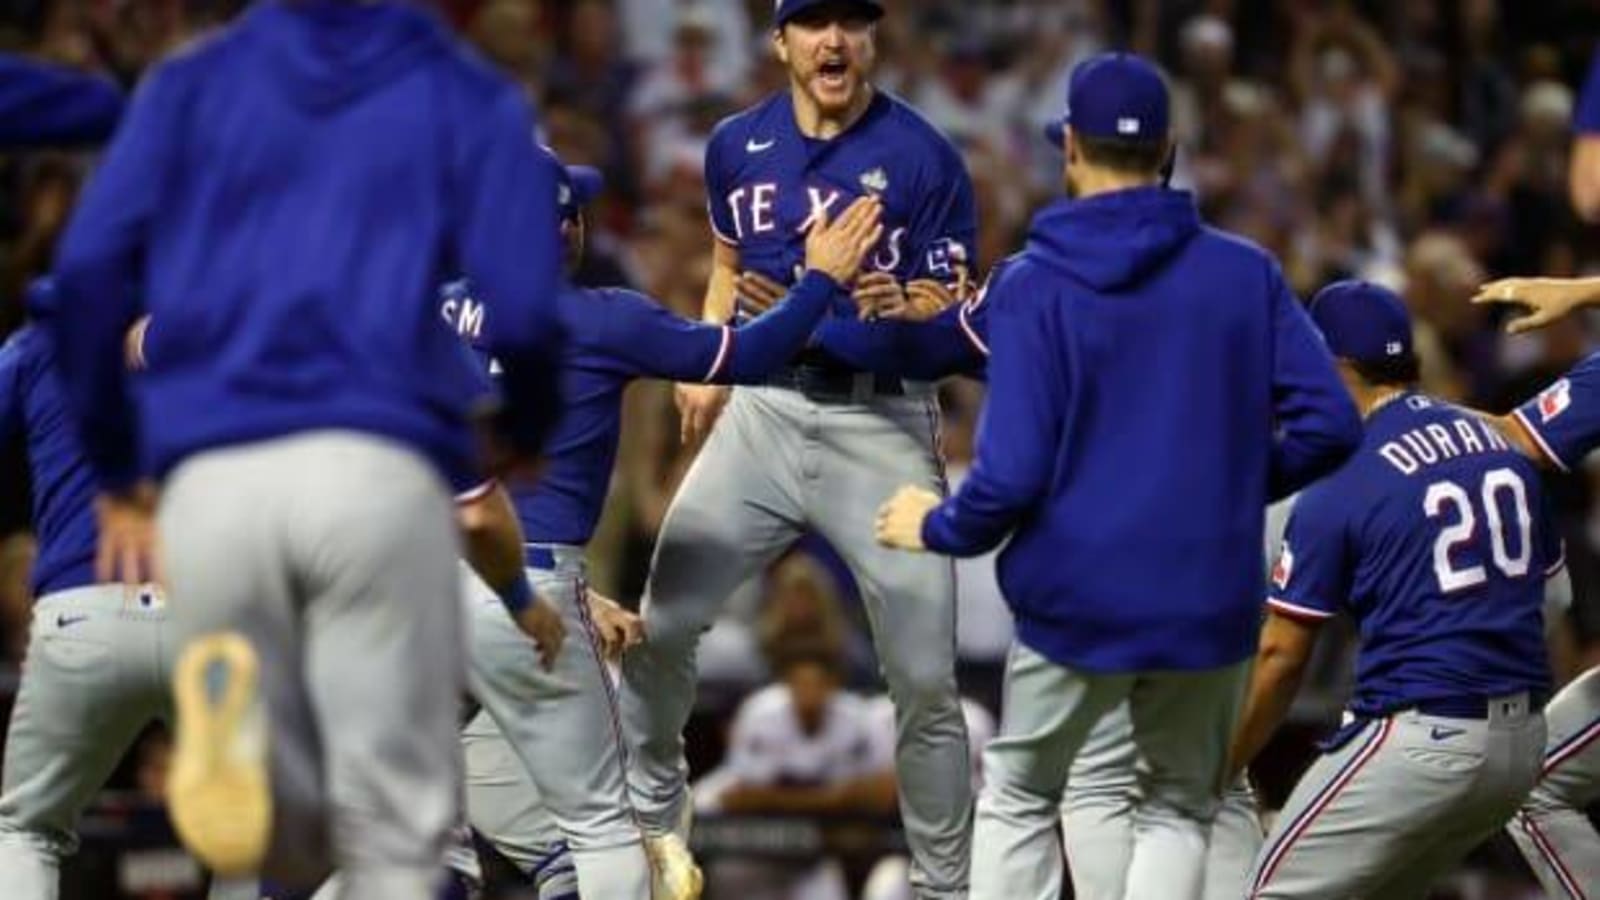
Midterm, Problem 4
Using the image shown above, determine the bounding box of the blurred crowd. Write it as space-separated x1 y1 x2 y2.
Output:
3 0 1600 896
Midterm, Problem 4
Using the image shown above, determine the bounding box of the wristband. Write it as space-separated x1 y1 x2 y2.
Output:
497 576 536 614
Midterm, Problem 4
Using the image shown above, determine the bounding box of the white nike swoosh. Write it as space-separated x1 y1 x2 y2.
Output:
746 138 776 153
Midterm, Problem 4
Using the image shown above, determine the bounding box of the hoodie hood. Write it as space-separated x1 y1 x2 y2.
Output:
248 1 447 113
1024 187 1201 292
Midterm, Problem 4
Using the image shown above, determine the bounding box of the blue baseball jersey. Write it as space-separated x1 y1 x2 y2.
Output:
705 90 976 348
442 269 839 543
1577 50 1600 134
1513 352 1600 471
0 326 98 596
1271 393 1559 717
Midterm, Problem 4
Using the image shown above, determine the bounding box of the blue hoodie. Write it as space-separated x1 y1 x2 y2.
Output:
47 1 563 490
0 54 123 148
922 187 1360 672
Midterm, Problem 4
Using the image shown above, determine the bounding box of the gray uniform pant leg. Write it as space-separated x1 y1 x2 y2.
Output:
1061 701 1262 900
621 389 807 834
807 389 970 899
0 587 173 900
1507 667 1600 900
465 559 650 899
160 432 463 900
461 710 580 899
973 643 1246 900
1249 698 1544 899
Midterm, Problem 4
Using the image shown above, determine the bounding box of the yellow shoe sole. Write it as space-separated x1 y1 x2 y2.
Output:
167 632 272 876
646 833 704 900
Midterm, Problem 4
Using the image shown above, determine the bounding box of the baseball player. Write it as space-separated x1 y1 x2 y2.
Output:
1233 280 1562 899
1454 277 1600 900
619 2 979 895
817 246 1269 900
39 3 567 896
441 158 884 899
874 52 1359 900
0 54 122 148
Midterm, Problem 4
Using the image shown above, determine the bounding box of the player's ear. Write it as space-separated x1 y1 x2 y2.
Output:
772 28 789 65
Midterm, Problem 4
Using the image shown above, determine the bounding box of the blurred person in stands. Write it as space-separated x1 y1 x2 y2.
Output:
1405 231 1491 403
1289 1 1399 214
694 643 876 900
628 5 738 185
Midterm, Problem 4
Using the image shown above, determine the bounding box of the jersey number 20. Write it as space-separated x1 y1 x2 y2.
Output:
1423 468 1532 593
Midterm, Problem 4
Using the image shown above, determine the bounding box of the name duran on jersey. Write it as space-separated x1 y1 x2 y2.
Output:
1374 400 1513 476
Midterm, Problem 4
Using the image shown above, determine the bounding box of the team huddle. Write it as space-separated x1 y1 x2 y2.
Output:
0 0 1598 899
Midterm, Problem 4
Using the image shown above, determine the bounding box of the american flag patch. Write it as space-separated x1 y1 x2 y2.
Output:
1271 542 1294 590
1539 379 1572 423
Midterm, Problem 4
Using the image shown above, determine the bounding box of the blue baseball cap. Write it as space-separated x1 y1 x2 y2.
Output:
1045 51 1170 148
557 165 604 221
774 0 883 28
1308 280 1415 365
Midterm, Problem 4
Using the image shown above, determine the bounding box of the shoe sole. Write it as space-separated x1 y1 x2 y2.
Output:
647 834 704 900
168 632 272 876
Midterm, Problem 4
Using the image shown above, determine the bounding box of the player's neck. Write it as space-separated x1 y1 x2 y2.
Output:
1358 386 1407 419
790 84 875 140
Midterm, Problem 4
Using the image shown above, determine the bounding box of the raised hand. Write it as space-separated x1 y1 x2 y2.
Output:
1472 277 1600 335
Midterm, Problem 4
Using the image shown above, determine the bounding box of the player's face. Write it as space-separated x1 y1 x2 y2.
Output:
784 661 840 734
776 6 877 115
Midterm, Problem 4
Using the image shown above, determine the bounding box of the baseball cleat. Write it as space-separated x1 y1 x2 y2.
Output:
168 632 272 876
645 832 703 900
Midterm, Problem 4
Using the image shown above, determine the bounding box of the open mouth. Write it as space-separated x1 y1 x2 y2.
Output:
817 60 850 89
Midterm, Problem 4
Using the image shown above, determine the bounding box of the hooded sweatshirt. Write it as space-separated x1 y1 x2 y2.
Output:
922 187 1360 672
48 0 562 490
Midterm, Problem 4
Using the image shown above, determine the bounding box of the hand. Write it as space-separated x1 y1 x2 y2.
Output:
586 587 645 662
853 271 906 320
735 271 788 314
674 383 731 446
94 484 163 586
514 598 567 671
804 195 885 285
899 279 960 322
1472 277 1600 335
874 485 942 551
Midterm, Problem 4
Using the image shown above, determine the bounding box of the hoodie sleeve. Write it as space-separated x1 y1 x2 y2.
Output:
453 88 565 455
922 266 1063 556
0 54 123 148
1268 269 1362 501
47 65 180 492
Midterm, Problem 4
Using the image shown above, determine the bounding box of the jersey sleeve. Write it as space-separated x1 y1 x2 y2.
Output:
592 274 836 384
1577 50 1600 134
704 121 740 246
1512 353 1600 472
904 149 978 283
812 295 989 381
1266 487 1351 623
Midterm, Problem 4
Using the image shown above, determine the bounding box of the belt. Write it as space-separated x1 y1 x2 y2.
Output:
766 364 905 402
525 546 557 571
1409 692 1541 720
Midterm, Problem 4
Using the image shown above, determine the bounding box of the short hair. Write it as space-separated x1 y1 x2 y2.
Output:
1350 353 1421 388
1075 134 1170 177
771 640 844 680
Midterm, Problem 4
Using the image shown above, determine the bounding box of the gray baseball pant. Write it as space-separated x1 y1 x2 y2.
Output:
1506 666 1600 899
0 585 185 900
463 547 650 899
461 709 580 899
620 385 971 898
1249 694 1544 898
159 431 464 900
972 642 1249 900
1061 699 1263 900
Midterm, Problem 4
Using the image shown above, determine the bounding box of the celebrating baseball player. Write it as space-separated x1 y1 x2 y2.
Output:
618 1 980 896
874 51 1359 900
1234 281 1563 899
442 154 883 900
36 2 566 896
